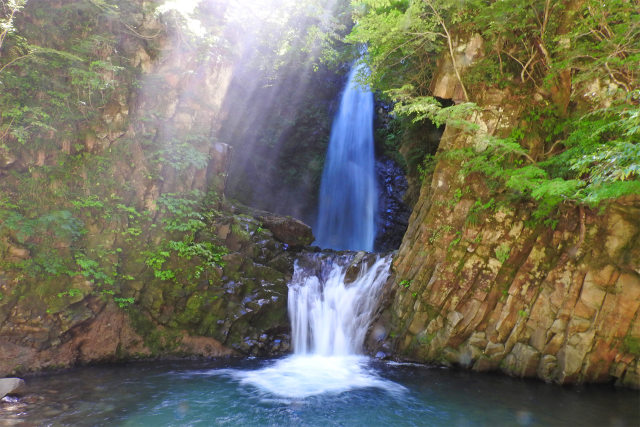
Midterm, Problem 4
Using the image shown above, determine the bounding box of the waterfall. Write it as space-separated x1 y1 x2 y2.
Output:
315 62 377 251
288 253 392 356
222 63 404 399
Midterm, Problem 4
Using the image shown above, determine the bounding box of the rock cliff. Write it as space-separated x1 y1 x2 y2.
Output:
373 36 640 388
0 0 313 376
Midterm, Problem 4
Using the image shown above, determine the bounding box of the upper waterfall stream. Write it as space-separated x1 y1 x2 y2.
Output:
315 62 377 252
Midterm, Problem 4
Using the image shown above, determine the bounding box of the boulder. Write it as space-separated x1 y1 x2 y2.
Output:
344 251 368 283
259 214 314 248
0 378 25 399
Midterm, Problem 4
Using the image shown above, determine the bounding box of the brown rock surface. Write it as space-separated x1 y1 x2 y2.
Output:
375 36 640 388
385 129 640 387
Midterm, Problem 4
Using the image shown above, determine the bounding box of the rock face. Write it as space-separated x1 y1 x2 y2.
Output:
372 35 640 389
0 200 299 376
387 189 640 388
375 157 410 252
258 214 315 248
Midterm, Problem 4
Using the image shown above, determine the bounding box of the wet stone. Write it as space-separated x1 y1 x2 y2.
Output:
0 379 26 399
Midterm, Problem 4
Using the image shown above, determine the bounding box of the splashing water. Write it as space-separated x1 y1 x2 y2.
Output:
315 62 377 251
288 254 392 356
225 253 404 398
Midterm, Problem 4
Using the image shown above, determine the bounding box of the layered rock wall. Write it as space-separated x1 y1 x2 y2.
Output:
379 36 640 388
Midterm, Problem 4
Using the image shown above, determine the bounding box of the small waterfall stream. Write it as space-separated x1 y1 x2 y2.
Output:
233 253 402 398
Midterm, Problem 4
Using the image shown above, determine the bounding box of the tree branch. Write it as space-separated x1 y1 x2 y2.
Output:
0 50 33 74
604 60 631 92
0 116 15 142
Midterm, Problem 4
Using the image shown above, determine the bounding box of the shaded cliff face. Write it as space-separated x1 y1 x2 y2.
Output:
0 0 312 376
374 157 410 252
374 37 640 388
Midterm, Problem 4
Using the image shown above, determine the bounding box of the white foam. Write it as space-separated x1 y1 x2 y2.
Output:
229 355 406 399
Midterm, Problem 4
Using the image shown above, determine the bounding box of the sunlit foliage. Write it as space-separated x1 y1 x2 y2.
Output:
347 0 640 220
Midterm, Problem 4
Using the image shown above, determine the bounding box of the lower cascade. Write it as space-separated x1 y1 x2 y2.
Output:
288 253 392 356
225 252 405 398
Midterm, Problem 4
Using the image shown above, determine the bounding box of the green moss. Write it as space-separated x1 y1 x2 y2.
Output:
623 336 640 356
495 243 511 263
231 222 251 242
175 293 204 324
129 309 182 355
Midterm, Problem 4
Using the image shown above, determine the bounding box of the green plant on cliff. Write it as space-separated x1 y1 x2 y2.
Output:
399 279 412 289
348 0 477 94
0 0 243 326
623 335 640 357
145 192 228 284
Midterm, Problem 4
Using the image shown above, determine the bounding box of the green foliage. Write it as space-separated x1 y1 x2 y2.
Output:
623 335 640 356
168 240 227 270
1 38 122 151
439 101 640 220
466 198 496 226
0 0 242 327
554 0 639 93
0 209 84 243
346 0 640 223
114 296 135 308
152 136 210 172
417 154 436 183
145 250 175 281
145 191 228 284
0 0 27 51
57 288 82 298
157 192 206 233
447 231 461 250
349 0 447 91
387 85 479 129
375 114 406 166
75 252 115 287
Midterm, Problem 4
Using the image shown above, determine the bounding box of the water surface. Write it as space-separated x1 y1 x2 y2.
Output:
2 358 638 426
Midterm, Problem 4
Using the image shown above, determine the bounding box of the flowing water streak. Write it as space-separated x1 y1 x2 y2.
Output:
315 62 377 251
